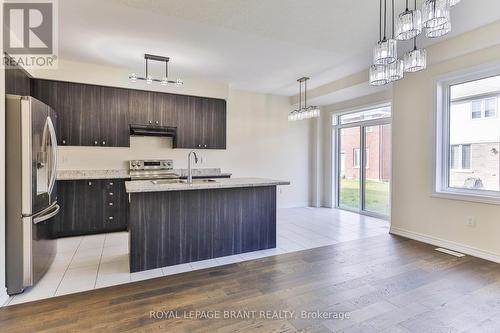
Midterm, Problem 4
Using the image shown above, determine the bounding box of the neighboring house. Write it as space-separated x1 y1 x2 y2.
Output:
450 95 500 191
340 125 391 182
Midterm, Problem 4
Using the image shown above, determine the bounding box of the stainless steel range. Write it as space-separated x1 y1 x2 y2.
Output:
129 159 180 180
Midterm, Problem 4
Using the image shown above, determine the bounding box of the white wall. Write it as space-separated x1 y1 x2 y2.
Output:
29 60 311 208
390 26 500 260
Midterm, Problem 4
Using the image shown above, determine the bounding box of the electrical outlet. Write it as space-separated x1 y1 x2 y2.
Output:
466 216 476 228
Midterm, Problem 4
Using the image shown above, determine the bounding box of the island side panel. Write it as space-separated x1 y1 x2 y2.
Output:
129 186 277 272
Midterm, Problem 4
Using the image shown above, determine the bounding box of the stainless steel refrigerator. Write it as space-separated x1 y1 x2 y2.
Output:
6 95 60 295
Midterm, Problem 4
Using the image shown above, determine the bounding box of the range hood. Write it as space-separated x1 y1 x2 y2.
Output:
129 124 177 145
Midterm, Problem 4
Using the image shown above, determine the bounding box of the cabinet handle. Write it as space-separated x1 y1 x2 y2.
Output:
94 141 98 145
109 192 114 196
109 202 114 206
108 216 114 220
62 139 66 145
109 182 114 186
198 144 201 148
102 141 106 145
149 120 152 124
204 144 207 148
155 121 159 125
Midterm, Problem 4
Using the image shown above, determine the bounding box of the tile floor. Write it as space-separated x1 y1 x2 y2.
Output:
3 207 389 306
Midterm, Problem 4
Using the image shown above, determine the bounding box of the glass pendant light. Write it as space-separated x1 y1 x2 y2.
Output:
404 38 427 72
370 64 389 86
449 0 460 7
426 15 451 38
388 59 404 82
388 0 403 82
374 0 397 65
422 0 450 28
396 0 422 40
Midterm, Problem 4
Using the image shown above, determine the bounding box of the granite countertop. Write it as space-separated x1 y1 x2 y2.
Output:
125 177 290 193
57 169 130 180
57 168 232 181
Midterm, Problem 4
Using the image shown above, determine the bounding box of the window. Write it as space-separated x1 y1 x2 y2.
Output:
451 144 471 170
436 71 500 201
470 98 497 119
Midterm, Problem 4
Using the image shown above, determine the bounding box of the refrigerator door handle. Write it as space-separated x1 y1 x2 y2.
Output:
47 116 58 197
33 202 60 224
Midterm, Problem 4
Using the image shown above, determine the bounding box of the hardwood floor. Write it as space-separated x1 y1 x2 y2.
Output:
2 234 500 332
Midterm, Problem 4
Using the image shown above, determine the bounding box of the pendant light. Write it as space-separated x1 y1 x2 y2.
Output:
373 0 397 65
422 0 450 29
426 14 451 38
129 54 184 86
388 0 404 82
404 37 427 72
288 77 320 122
388 59 404 82
396 0 422 40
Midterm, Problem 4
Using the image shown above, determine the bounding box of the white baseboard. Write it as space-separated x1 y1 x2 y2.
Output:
0 288 9 308
390 227 500 264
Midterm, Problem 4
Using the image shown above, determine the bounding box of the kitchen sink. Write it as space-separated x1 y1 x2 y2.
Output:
151 179 218 185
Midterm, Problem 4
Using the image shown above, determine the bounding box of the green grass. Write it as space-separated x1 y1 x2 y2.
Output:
339 178 390 216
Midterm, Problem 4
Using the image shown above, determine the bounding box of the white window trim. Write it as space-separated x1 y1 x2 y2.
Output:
434 66 500 205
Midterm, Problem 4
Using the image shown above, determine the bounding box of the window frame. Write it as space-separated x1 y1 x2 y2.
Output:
435 68 500 204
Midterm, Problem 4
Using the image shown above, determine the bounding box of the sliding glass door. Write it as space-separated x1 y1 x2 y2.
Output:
335 105 392 218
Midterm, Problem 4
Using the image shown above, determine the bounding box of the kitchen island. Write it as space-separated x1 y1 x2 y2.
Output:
125 178 290 272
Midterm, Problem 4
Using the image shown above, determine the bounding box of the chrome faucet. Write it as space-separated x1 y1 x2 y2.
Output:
187 150 199 184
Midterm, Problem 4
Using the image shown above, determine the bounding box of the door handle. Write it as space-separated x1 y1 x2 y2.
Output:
33 203 60 224
47 117 58 197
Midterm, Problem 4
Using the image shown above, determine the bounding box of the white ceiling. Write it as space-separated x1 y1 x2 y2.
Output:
59 0 500 96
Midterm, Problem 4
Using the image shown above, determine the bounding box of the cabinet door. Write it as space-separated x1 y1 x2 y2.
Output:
59 82 85 146
81 84 102 147
195 97 213 149
129 90 154 125
101 87 130 147
176 95 197 148
211 99 227 149
193 97 227 149
52 180 101 236
153 92 177 127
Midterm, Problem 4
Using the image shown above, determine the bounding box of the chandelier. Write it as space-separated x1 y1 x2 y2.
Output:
370 0 459 86
288 77 320 122
129 54 183 86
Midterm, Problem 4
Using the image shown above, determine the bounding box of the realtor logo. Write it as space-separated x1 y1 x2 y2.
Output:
3 0 58 69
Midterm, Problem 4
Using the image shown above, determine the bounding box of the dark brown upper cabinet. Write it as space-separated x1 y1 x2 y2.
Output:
5 65 31 96
32 79 130 147
177 96 226 149
31 78 226 149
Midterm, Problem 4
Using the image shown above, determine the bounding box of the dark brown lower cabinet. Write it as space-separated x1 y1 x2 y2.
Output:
52 179 129 238
129 186 277 272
